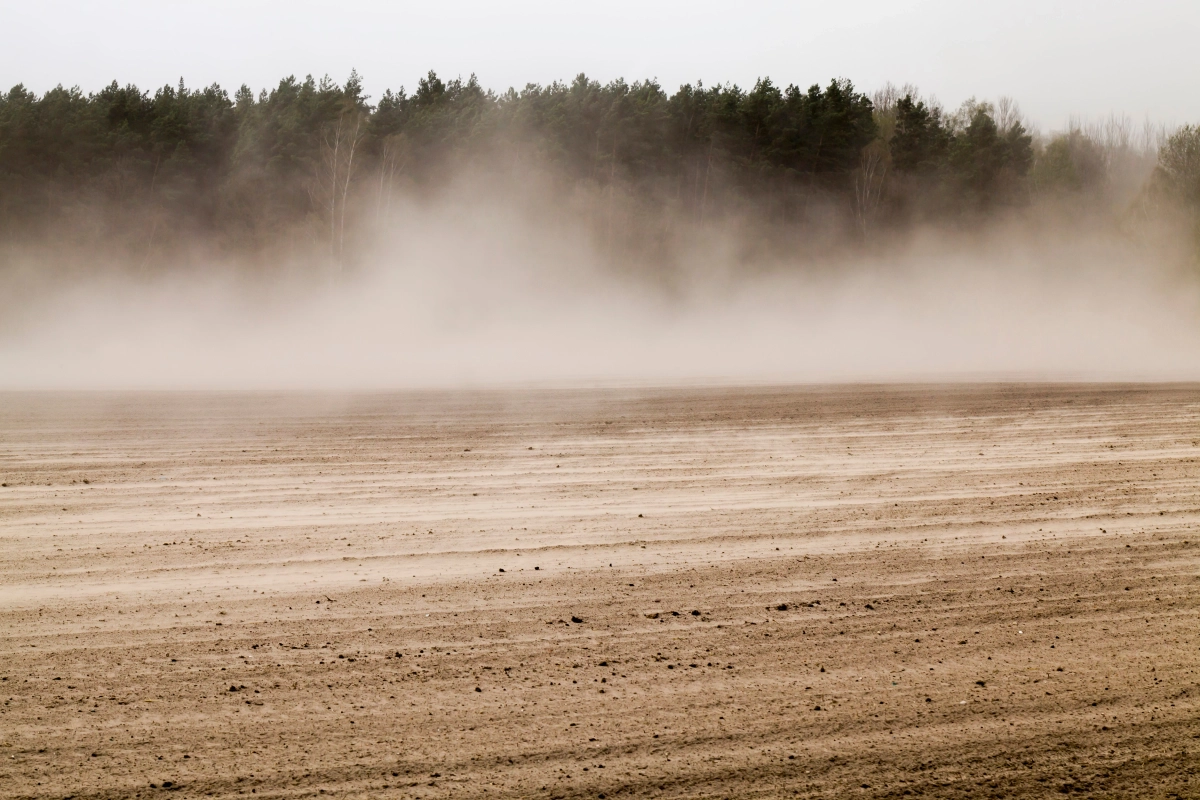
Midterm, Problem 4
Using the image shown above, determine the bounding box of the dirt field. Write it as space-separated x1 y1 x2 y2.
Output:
1 385 1198 799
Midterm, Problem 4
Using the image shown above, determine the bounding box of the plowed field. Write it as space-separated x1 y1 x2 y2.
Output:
2 386 1198 799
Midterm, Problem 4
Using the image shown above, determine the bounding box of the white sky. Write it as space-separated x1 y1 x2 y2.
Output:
4 0 1199 130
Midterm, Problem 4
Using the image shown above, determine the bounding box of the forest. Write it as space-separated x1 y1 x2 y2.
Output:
2 70 1199 272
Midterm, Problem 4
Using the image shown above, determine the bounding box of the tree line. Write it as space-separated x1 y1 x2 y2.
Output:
0 70 1194 269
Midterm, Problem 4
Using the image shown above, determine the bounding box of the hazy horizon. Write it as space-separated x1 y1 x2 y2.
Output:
5 199 1200 390
5 4 1200 390
6 0 1200 130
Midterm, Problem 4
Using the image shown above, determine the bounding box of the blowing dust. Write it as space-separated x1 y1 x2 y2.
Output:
2 191 1199 390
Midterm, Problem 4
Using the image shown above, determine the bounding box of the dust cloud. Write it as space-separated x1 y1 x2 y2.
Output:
2 191 1200 390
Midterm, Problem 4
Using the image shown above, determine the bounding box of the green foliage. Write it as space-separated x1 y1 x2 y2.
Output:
1032 131 1105 193
0 70 1090 260
1155 124 1200 206
1149 125 1200 258
948 104 1032 207
891 95 948 174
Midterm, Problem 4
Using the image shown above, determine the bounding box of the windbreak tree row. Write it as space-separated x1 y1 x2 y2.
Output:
0 70 1193 269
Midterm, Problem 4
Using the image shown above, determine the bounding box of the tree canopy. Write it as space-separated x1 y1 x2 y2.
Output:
0 71 1174 269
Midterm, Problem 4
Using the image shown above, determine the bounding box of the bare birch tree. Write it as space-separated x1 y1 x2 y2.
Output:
310 110 365 270
995 96 1022 135
854 139 888 237
375 133 409 225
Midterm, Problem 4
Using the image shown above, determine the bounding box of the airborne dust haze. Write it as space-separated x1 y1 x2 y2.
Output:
2 179 1199 391
6 66 1200 389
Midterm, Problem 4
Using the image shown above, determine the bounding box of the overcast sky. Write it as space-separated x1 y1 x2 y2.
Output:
4 0 1198 130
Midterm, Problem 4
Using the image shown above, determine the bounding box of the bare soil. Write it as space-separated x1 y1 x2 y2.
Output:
1 385 1199 799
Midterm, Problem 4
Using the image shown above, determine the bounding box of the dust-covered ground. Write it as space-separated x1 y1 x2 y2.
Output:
1 385 1199 799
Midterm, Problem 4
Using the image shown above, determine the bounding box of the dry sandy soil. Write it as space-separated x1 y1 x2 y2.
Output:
1 385 1199 800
